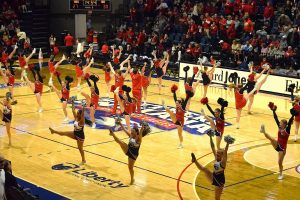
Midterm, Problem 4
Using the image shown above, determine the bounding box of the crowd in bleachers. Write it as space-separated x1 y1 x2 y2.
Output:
106 0 300 77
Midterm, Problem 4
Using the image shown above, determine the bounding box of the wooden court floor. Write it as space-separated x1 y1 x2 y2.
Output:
0 65 299 200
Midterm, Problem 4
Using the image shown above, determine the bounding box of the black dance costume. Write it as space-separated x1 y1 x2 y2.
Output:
74 121 85 141
202 72 210 86
212 161 225 187
2 105 12 123
126 138 140 160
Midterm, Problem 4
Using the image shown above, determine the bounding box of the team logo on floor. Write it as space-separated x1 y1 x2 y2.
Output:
71 98 232 135
51 163 128 188
0 83 23 89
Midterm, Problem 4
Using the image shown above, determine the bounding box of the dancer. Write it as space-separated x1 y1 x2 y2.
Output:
191 134 234 200
260 103 295 180
49 101 86 164
80 74 100 128
18 48 36 82
230 69 271 128
0 64 17 104
23 66 44 112
129 65 142 115
152 51 169 94
109 122 150 185
74 55 94 90
0 93 12 146
141 60 153 108
243 62 268 114
108 56 131 115
48 54 66 86
293 96 300 141
111 45 122 68
103 63 112 98
114 85 136 134
201 98 228 149
200 61 218 98
162 85 193 148
49 76 73 122
1 45 18 68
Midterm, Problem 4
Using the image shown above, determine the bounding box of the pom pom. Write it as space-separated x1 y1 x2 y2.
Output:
290 108 299 116
183 66 190 72
65 76 73 83
110 85 116 92
200 97 208 105
84 73 90 80
139 120 148 127
186 90 194 98
171 84 178 93
90 74 99 82
206 129 215 137
122 85 131 93
193 66 199 74
217 98 224 106
288 84 296 92
224 135 235 144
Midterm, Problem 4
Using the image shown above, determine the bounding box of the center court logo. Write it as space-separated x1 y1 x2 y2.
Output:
52 163 128 188
71 98 232 135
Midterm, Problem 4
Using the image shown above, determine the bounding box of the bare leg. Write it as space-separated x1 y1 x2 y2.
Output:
80 92 91 106
35 93 42 110
278 151 286 178
49 127 75 139
215 186 224 200
178 126 183 144
165 107 177 123
62 101 68 118
216 136 222 150
247 94 254 114
24 75 35 92
261 126 278 149
203 85 208 98
77 140 86 163
51 85 62 99
128 158 136 185
192 154 213 182
158 77 162 94
236 109 242 129
125 115 131 134
90 107 95 124
106 82 110 97
109 129 128 154
295 122 299 141
143 87 148 102
201 109 216 130
8 86 15 101
5 123 11 146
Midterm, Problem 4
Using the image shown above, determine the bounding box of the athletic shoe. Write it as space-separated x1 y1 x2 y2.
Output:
63 117 69 123
92 123 96 129
38 108 43 113
278 174 284 180
79 161 86 166
260 124 265 133
236 124 240 129
177 144 183 149
162 100 166 109
295 135 298 142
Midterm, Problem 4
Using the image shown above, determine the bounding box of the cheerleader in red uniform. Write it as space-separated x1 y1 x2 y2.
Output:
128 65 143 114
231 69 271 128
1 45 17 68
75 56 94 90
111 45 122 69
260 104 295 180
84 46 93 63
152 51 169 94
48 55 66 86
243 62 268 114
292 96 300 141
141 60 153 108
114 85 136 134
80 74 100 128
0 64 17 105
162 85 193 148
108 56 131 115
103 63 112 98
49 76 73 122
200 60 218 98
0 95 12 146
24 65 45 112
18 48 36 82
201 97 228 149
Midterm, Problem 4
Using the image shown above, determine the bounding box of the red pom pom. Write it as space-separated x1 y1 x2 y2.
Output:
200 97 208 105
84 73 90 80
171 84 178 93
193 66 199 74
268 102 274 110
28 63 34 71
110 85 116 92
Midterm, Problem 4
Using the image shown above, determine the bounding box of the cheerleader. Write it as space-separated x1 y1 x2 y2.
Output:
48 54 66 85
74 55 94 90
1 45 18 68
243 62 268 114
103 63 112 98
230 69 271 128
128 65 142 114
18 48 36 82
114 85 136 134
109 122 150 185
108 57 130 115
162 85 193 148
23 66 44 112
293 96 300 141
152 51 169 94
0 95 12 146
49 76 73 122
0 64 17 105
111 45 122 69
49 101 86 165
200 61 218 98
191 134 234 200
80 74 100 128
260 103 295 180
201 98 228 150
141 60 153 108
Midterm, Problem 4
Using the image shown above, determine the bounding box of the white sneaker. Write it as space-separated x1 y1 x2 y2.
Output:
48 80 53 87
79 161 86 166
162 100 166 109
278 174 284 180
236 124 240 129
143 102 147 109
295 135 298 142
260 124 265 133
63 117 69 122
177 144 183 149
92 123 96 129
200 108 205 116
38 108 43 113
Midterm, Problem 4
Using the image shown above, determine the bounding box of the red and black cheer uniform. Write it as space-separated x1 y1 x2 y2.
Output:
206 104 225 137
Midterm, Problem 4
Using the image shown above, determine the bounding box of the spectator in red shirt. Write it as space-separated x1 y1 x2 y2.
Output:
263 2 274 21
64 33 74 59
101 43 109 62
